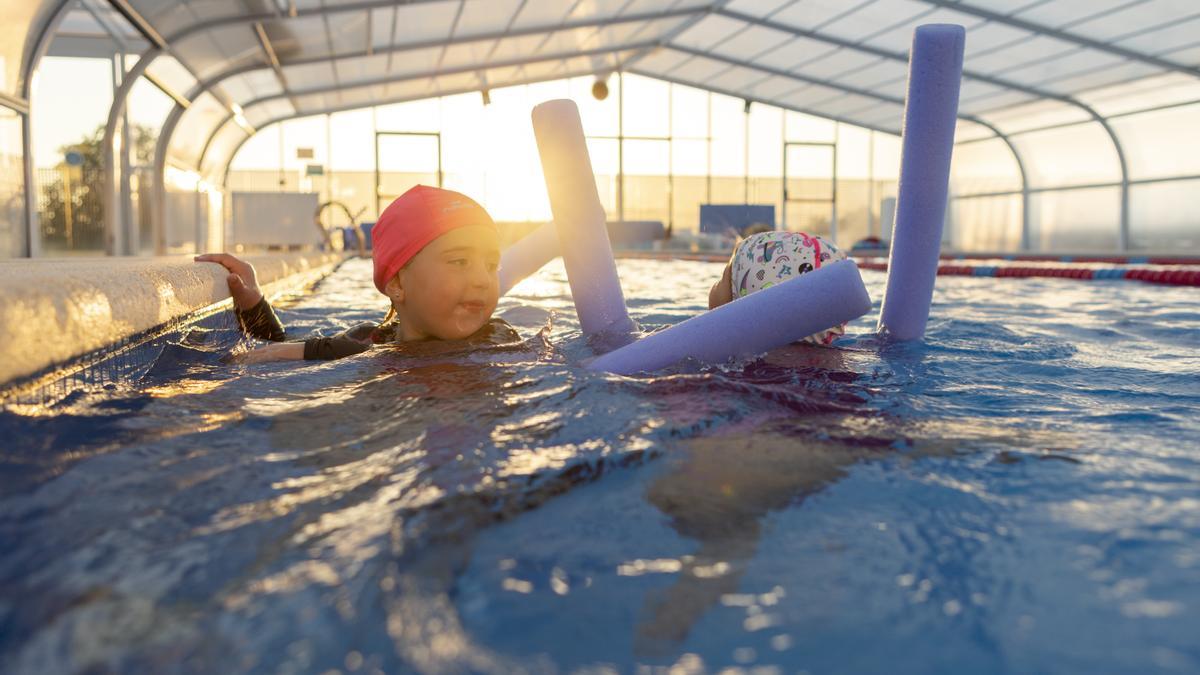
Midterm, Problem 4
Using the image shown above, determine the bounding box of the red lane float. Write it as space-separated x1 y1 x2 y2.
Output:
611 251 1200 286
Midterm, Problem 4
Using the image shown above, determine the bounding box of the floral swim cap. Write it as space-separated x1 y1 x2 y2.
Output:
729 230 849 345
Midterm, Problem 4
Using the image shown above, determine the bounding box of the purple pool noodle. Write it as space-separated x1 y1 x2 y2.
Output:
499 221 559 296
587 259 872 375
532 100 634 335
877 24 965 341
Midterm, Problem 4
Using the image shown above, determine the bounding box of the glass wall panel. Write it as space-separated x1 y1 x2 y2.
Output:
170 91 230 169
1011 122 1121 189
1110 103 1200 181
672 139 707 233
1129 179 1200 251
32 57 115 255
620 73 668 137
2 2 53 99
951 138 1022 195
622 139 669 224
587 137 618 216
949 195 1022 252
709 93 745 203
568 76 619 137
870 132 901 239
785 110 836 143
671 84 708 139
835 124 871 247
375 98 441 132
1028 186 1120 251
0 107 25 257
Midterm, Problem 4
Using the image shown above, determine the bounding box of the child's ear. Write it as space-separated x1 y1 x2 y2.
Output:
384 275 405 305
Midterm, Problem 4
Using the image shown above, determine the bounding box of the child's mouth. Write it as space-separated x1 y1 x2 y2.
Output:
459 301 487 313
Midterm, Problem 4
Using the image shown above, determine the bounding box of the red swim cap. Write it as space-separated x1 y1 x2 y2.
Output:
372 185 497 293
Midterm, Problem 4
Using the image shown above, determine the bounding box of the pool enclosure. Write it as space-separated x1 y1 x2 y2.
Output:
2 0 1198 259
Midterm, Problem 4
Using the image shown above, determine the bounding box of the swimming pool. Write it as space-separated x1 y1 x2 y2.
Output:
2 256 1198 673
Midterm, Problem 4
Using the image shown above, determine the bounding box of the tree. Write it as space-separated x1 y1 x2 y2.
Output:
39 123 158 250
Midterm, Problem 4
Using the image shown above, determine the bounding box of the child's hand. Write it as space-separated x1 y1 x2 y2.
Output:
195 253 263 311
708 262 734 309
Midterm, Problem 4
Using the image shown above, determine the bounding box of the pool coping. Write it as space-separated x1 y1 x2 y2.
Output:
0 252 348 400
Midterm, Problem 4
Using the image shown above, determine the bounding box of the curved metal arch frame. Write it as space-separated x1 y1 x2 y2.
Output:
710 7 1131 250
152 5 705 246
212 60 643 197
146 0 1153 255
163 53 641 250
198 49 1033 254
648 44 1035 245
629 66 1032 250
954 117 1032 251
17 0 74 257
182 4 705 107
102 46 163 256
189 36 657 177
163 0 466 45
911 0 1200 81
215 64 911 207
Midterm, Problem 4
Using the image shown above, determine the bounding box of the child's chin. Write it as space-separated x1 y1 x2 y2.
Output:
439 318 487 340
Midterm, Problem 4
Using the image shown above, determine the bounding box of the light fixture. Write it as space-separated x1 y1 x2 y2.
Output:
481 89 491 106
592 77 609 101
743 98 752 114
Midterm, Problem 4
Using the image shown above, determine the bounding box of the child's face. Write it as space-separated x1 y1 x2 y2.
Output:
392 225 501 341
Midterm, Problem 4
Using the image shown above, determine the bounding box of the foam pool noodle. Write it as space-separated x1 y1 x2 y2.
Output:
531 99 635 335
586 259 873 375
877 24 965 341
499 221 559 296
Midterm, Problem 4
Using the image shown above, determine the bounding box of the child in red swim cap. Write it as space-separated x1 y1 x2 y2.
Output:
196 185 511 363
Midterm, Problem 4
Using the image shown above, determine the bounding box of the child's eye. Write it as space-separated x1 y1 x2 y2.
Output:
449 258 468 266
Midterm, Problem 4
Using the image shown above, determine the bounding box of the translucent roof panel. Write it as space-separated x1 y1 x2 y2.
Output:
200 117 250 177
74 0 1193 177
169 90 231 168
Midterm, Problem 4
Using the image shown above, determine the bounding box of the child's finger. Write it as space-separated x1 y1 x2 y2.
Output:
195 253 237 270
227 273 246 290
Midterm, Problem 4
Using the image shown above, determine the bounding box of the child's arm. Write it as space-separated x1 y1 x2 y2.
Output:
194 253 286 342
196 253 377 363
708 261 734 309
236 341 305 363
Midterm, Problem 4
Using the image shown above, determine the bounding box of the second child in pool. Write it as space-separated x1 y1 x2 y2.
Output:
707 230 849 346
196 185 512 363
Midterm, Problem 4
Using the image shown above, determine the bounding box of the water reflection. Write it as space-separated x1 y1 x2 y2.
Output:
632 345 882 656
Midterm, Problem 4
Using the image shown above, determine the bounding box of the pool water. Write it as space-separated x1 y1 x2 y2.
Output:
2 257 1198 673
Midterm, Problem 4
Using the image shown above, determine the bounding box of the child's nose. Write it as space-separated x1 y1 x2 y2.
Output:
470 261 491 287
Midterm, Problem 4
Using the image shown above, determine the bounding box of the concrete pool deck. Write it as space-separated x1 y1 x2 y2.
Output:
0 252 346 391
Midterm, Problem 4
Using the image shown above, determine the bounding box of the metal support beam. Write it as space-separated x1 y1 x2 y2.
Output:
166 0 474 43
19 0 73 257
619 0 737 74
629 67 898 136
234 41 657 114
252 21 298 111
106 0 168 49
186 5 702 109
196 39 643 172
960 117 1032 251
0 93 29 115
668 43 910 108
152 101 187 255
218 63 645 192
910 0 1200 80
103 48 161 256
704 9 1135 251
